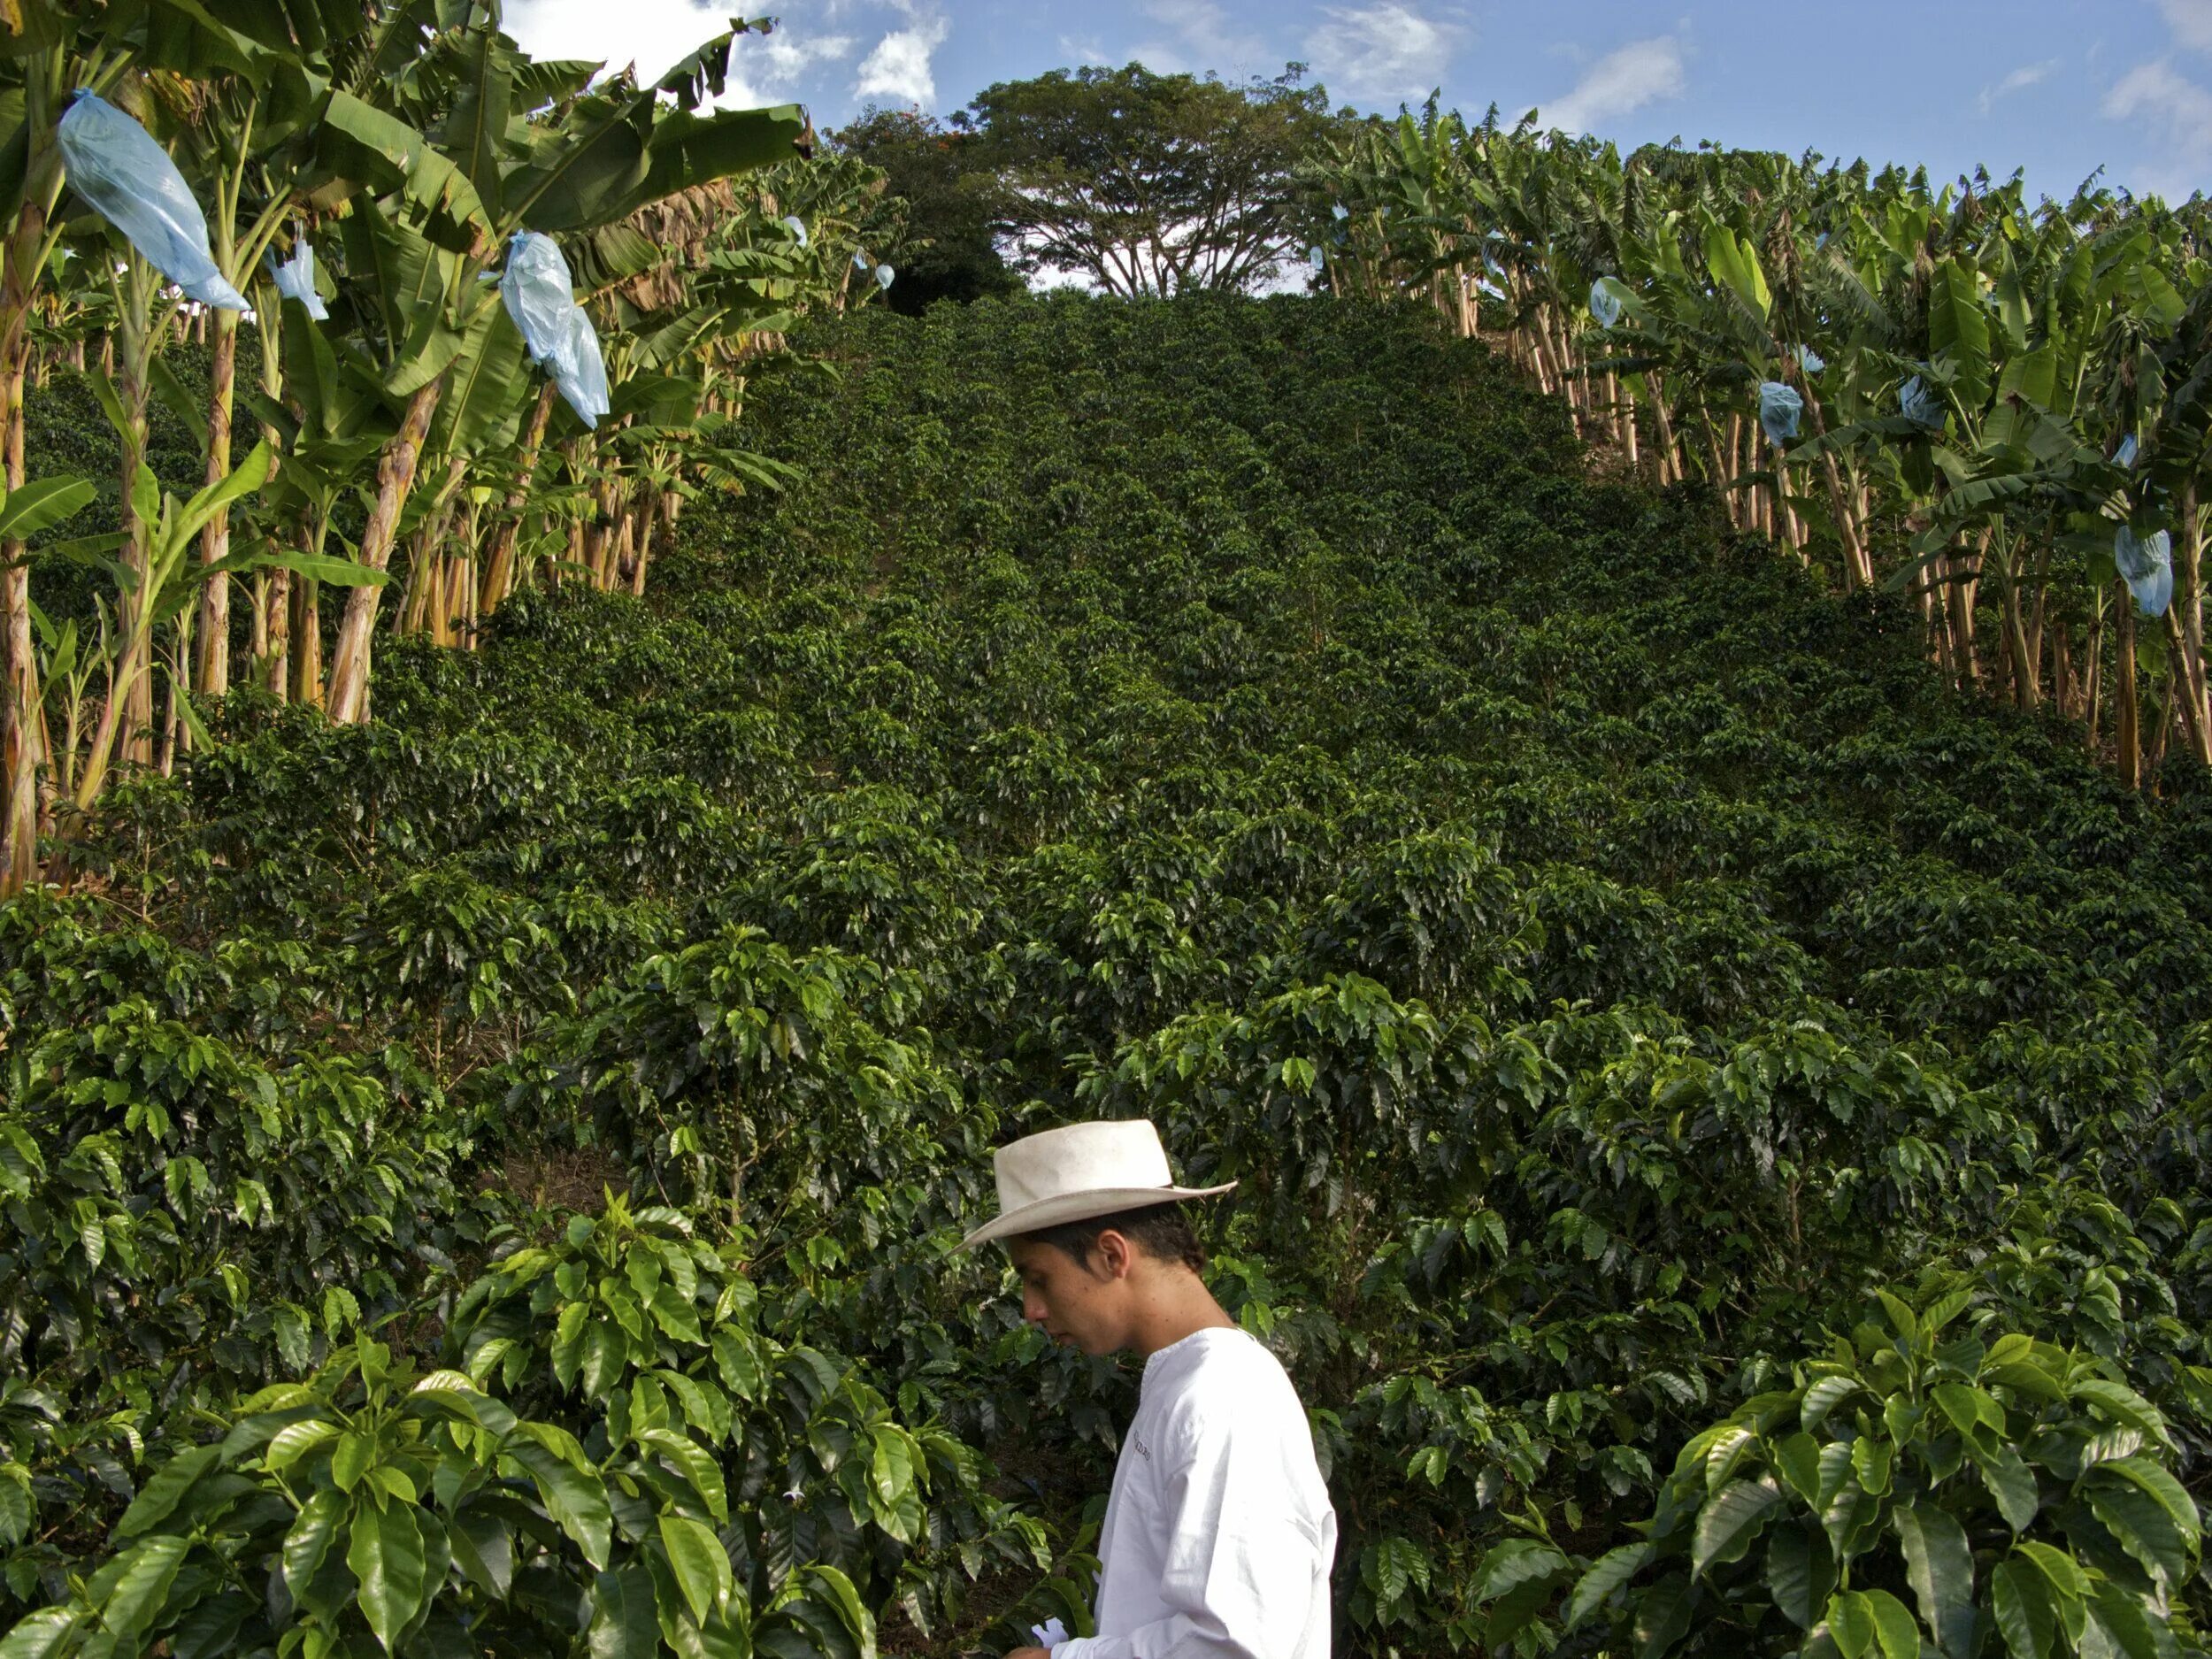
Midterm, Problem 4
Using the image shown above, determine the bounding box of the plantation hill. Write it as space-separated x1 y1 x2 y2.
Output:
5 295 2208 1657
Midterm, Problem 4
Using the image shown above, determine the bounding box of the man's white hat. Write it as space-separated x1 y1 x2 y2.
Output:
958 1119 1235 1250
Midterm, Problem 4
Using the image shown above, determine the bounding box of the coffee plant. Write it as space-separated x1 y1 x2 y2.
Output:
5 288 2210 1656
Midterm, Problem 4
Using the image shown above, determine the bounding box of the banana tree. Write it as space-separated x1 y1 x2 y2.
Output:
66 442 271 817
166 66 334 700
302 12 809 723
0 15 123 891
1298 113 2208 785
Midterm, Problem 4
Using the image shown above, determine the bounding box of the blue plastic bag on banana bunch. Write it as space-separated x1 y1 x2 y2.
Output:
2115 434 2139 467
501 231 578 365
269 238 329 320
780 214 809 247
501 231 607 428
1793 343 1825 375
56 90 250 310
550 303 610 429
2116 526 2173 618
1758 380 1804 446
875 263 895 289
1308 244 1325 270
1899 375 1945 430
1588 277 1625 328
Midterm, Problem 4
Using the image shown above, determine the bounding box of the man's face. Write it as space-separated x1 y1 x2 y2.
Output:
1008 1235 1133 1357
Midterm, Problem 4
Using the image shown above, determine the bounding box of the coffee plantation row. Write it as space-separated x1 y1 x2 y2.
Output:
3 291 2204 1656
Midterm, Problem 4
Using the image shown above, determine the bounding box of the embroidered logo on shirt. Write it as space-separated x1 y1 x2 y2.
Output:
1133 1430 1152 1460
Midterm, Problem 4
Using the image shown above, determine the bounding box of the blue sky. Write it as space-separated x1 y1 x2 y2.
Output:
503 0 2212 205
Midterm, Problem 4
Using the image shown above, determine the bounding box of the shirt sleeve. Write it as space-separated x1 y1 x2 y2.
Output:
1053 1408 1327 1659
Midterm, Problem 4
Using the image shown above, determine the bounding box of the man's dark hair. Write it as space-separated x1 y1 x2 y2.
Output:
1018 1201 1208 1275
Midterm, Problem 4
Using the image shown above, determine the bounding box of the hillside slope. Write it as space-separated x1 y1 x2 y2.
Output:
8 295 2208 1651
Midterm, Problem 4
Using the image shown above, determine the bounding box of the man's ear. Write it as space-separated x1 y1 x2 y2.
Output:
1094 1228 1136 1280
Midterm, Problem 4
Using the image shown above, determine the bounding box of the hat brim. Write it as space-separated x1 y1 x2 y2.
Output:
958 1182 1237 1251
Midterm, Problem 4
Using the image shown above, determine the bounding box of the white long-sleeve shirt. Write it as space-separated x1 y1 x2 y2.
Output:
1054 1326 1337 1659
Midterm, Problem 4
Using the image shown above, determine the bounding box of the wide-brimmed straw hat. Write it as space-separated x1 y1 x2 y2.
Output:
957 1119 1235 1250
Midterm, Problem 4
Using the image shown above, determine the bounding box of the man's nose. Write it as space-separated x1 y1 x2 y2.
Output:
1022 1288 1048 1325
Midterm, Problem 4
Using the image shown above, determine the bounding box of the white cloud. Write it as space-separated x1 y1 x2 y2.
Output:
723 27 857 110
503 0 853 110
2102 58 2212 198
2157 0 2212 50
1126 0 1272 75
1539 35 1686 134
1303 4 1464 105
1977 59 2058 117
852 12 950 106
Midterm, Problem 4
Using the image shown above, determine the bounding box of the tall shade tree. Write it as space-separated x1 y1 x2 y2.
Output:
962 63 1328 298
826 105 1022 311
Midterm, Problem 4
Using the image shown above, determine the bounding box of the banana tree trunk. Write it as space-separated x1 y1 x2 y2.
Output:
1646 373 1678 487
1947 530 1986 692
1724 414 1746 528
2163 605 2208 765
1801 389 1870 588
2178 481 2208 763
294 574 321 708
194 308 239 695
398 453 468 638
265 564 289 703
1996 531 2038 710
0 197 42 895
2085 598 2105 750
159 608 190 773
114 296 155 768
2147 668 2177 778
2116 581 2140 789
480 380 558 615
627 492 656 596
326 380 443 725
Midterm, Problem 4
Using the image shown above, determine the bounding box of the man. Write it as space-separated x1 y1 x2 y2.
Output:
960 1118 1338 1659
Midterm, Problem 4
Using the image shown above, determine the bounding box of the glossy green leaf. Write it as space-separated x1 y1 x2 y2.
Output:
1564 1541 1652 1629
114 1443 221 1539
283 1487 347 1606
660 1515 733 1627
347 1499 428 1651
1896 1504 1976 1658
1694 1478 1784 1577
589 1564 659 1659
512 1444 612 1571
1929 257 1992 411
1766 1519 1834 1631
1993 1560 2055 1659
0 477 96 542
99 1535 189 1643
1978 1446 2039 1532
448 1508 513 1600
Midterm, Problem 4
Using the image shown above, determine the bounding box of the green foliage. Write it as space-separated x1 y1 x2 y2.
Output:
826 108 1023 312
7 295 2212 1654
959 63 1333 296
2 1330 882 1659
1568 1286 2207 1659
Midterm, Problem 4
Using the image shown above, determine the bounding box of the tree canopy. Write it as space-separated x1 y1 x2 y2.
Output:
827 106 1022 313
959 63 1329 297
